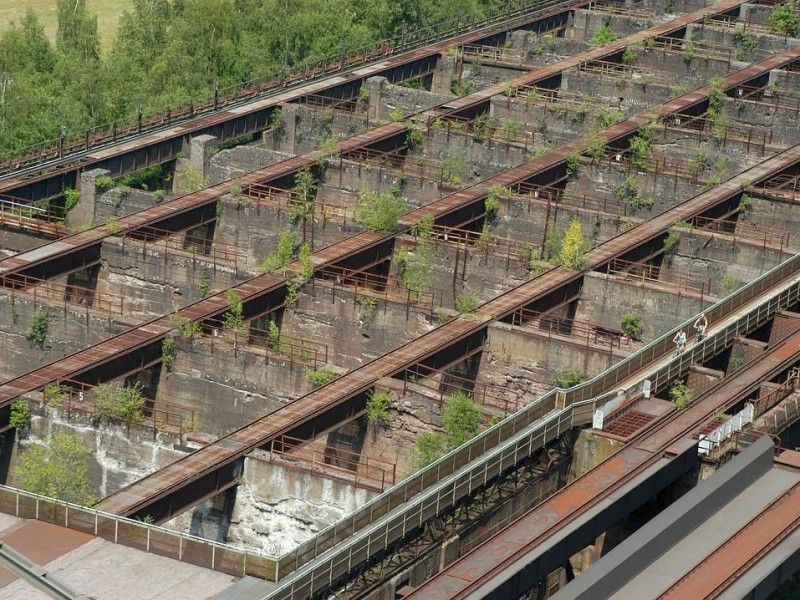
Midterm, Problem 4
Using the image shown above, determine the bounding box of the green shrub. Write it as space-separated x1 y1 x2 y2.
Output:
43 383 71 406
721 274 740 296
621 311 644 340
663 231 680 254
63 187 81 213
354 187 407 233
307 367 338 386
455 293 479 314
10 400 31 431
25 308 50 348
285 282 300 307
769 4 799 37
299 243 314 280
12 431 94 505
551 369 585 388
223 290 244 331
669 380 691 409
367 389 392 425
161 338 176 371
170 312 201 340
629 127 653 171
559 219 590 270
262 229 298 274
485 185 507 215
410 214 435 239
414 432 446 467
441 391 481 448
591 24 617 46
565 151 581 177
93 383 145 426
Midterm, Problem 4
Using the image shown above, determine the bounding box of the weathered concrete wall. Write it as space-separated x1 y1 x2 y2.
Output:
95 187 163 224
479 321 629 391
670 231 790 295
575 271 713 342
208 146 292 184
225 454 376 555
0 229 53 254
9 407 184 499
97 240 242 320
283 282 436 370
0 293 123 381
570 9 656 41
746 194 800 233
155 338 298 438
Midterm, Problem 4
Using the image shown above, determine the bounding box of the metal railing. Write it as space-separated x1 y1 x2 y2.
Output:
265 435 397 492
606 257 714 299
0 485 277 579
38 378 188 437
267 250 800 594
1 272 126 318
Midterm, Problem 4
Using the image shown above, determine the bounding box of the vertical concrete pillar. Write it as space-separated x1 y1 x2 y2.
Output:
510 31 531 52
366 76 387 122
71 167 111 229
174 134 217 194
431 55 457 95
767 69 786 96
262 104 298 154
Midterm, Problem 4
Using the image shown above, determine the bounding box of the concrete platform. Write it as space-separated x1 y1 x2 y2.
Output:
0 514 239 599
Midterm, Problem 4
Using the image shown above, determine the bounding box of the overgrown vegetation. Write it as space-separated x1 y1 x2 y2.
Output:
769 4 799 37
307 367 338 386
413 391 483 467
170 311 201 340
629 127 653 171
223 290 244 331
621 311 644 340
707 76 728 140
455 292 479 313
12 431 94 505
93 383 145 426
262 229 299 274
10 400 32 432
366 389 392 425
591 24 617 46
559 219 590 270
0 0 515 156
354 187 407 232
161 338 176 371
25 307 50 348
669 380 692 409
551 369 584 388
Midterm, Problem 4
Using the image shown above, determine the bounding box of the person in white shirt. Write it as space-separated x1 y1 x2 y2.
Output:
693 313 708 343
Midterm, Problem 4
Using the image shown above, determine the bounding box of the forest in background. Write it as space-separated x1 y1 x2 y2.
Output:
0 0 509 155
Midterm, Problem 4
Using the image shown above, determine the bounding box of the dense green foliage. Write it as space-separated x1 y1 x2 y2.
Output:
441 391 482 448
0 0 512 155
13 431 95 505
768 4 799 37
93 382 146 425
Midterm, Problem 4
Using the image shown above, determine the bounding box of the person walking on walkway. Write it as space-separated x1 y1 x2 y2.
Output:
693 313 708 343
673 328 687 356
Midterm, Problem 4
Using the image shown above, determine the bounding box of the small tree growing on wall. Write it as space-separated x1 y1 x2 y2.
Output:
13 431 95 505
223 290 244 331
559 219 590 270
25 308 50 348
